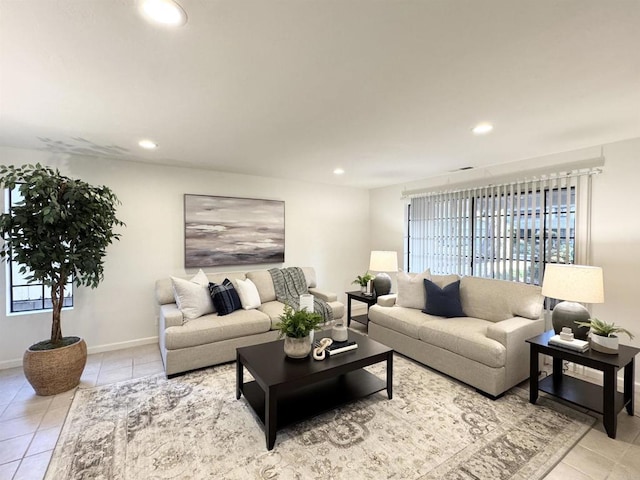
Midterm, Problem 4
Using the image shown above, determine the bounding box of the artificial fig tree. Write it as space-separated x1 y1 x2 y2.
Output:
0 163 125 348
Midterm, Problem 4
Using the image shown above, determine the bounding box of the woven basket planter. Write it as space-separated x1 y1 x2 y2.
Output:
23 337 87 396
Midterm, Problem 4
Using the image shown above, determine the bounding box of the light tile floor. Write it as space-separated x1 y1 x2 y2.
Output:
1 337 639 480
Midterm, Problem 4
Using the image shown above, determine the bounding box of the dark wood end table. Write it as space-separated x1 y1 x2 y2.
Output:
346 290 378 329
236 330 393 450
527 330 640 439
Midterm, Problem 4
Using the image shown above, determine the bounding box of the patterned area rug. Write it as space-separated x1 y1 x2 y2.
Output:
46 356 594 480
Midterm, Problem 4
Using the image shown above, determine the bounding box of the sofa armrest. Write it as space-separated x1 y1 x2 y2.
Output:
160 303 184 328
486 317 543 346
486 316 545 389
376 294 397 307
308 287 337 302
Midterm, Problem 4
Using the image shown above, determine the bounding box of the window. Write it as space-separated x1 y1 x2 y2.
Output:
6 186 73 313
406 173 589 286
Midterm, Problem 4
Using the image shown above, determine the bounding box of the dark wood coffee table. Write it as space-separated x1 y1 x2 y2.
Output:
236 330 393 450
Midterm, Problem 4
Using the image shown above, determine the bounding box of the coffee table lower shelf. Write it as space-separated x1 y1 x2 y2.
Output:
538 375 627 414
242 369 386 430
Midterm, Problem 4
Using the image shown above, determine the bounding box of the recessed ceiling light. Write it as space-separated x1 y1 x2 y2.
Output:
138 139 158 150
333 168 345 175
472 123 494 135
140 0 187 27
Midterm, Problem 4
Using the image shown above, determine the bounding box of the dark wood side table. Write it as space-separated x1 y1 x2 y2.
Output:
527 330 640 439
346 290 378 329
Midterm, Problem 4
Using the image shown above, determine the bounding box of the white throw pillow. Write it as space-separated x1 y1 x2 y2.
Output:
235 278 262 310
171 269 214 321
396 269 432 309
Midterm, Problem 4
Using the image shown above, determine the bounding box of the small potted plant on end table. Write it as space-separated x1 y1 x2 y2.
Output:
352 273 374 294
574 318 634 354
276 304 323 359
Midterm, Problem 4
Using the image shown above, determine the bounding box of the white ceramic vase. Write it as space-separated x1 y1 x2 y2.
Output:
590 334 619 354
331 322 348 342
283 335 312 359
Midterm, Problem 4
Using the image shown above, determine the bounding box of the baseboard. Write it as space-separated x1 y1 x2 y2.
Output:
86 336 158 355
0 336 159 371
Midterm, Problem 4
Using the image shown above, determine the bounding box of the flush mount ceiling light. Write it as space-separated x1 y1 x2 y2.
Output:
472 123 494 135
333 168 345 175
138 139 158 150
140 0 187 26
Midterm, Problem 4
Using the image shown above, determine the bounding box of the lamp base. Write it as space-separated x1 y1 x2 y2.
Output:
551 301 591 340
373 273 392 297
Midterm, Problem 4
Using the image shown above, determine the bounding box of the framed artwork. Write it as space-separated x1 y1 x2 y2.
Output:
184 194 285 267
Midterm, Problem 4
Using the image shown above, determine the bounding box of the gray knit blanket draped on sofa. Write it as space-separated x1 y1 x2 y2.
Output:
268 267 333 322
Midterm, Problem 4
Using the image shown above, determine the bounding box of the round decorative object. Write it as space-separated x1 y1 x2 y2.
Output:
331 322 348 342
283 335 312 359
373 273 392 296
551 301 590 340
23 337 87 396
590 334 619 354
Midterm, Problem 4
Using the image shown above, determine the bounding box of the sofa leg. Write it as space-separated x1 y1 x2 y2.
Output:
475 388 504 400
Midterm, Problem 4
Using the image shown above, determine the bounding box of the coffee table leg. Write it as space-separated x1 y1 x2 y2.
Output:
236 353 243 399
387 353 393 399
529 345 538 404
265 388 277 450
624 358 635 415
603 366 617 438
347 296 352 327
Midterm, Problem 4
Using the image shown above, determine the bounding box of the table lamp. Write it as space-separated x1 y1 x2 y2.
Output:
369 251 398 296
541 264 604 340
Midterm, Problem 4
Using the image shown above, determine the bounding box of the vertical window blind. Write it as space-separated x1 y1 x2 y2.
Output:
406 170 598 285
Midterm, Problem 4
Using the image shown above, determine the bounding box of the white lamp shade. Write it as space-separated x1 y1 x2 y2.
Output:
541 264 604 304
369 251 398 272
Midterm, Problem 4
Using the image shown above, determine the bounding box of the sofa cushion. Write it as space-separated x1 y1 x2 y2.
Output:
422 279 466 318
246 270 277 303
208 280 242 316
164 309 272 350
236 278 262 309
258 300 286 329
396 270 431 309
459 276 543 322
171 270 214 321
368 305 430 340
418 318 506 368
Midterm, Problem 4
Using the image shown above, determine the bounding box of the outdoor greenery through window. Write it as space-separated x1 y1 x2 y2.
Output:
407 176 578 286
6 186 73 312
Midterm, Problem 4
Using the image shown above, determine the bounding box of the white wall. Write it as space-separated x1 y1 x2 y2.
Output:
369 136 640 382
0 147 371 368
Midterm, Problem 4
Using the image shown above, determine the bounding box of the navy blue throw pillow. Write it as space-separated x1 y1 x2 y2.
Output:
208 279 242 316
422 279 466 318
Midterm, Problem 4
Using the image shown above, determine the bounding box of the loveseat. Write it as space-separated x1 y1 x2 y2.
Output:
155 267 344 376
368 272 545 397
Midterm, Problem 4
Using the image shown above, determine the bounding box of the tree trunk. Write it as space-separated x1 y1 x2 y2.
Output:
50 280 64 343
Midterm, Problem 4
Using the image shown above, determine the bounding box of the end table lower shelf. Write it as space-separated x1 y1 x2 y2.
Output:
537 375 626 415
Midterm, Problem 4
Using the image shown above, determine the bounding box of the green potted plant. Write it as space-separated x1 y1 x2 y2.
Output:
352 272 374 294
276 304 323 358
574 318 634 354
0 164 124 395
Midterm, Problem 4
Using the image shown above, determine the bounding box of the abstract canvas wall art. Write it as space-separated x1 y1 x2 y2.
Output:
184 195 285 267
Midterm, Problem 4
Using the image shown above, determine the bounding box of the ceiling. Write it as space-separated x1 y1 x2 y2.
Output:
1 1 639 189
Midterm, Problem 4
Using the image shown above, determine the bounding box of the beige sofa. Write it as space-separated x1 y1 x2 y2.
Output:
155 267 344 376
368 272 545 397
